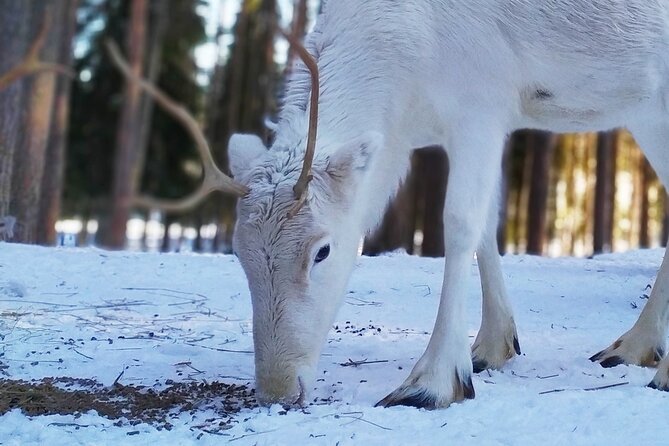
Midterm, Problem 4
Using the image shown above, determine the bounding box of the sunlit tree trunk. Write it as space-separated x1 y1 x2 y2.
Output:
105 0 148 248
37 0 78 245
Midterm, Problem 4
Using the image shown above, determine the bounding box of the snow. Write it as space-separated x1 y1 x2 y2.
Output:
1 243 668 445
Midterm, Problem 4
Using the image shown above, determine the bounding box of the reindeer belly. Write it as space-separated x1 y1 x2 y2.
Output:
517 66 665 133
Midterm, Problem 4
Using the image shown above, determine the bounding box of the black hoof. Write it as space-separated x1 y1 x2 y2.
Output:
596 355 626 368
652 347 665 363
458 372 475 400
647 380 669 391
513 336 522 355
589 349 625 368
472 358 488 374
376 371 474 409
589 349 607 363
376 388 438 409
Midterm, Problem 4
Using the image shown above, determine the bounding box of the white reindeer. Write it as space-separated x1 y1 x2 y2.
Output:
120 1 669 409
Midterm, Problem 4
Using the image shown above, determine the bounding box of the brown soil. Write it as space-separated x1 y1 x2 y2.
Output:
0 377 256 433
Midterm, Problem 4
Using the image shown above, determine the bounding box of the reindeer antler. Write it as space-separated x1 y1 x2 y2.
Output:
105 40 249 212
280 30 320 218
0 13 74 91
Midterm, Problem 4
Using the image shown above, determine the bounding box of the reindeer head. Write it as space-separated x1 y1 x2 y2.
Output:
228 129 379 405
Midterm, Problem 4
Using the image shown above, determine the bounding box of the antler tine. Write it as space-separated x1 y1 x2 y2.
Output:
0 13 74 91
280 29 320 218
105 40 249 213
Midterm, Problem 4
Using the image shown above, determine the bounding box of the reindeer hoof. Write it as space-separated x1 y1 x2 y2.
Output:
588 350 625 368
648 361 669 391
471 333 521 373
590 336 664 369
472 358 488 374
375 370 474 409
375 387 439 409
647 380 669 391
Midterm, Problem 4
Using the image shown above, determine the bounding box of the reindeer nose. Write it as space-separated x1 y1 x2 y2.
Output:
255 375 305 407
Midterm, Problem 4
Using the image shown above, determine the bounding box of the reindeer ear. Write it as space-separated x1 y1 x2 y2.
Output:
228 134 267 177
325 131 382 180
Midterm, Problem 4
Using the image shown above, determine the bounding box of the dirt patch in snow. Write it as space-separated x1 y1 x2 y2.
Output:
0 377 256 433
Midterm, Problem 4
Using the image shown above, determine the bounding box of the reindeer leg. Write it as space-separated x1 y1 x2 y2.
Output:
471 199 520 373
377 124 506 409
591 122 669 370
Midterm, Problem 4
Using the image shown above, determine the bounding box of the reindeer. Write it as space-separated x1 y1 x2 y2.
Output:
113 1 669 409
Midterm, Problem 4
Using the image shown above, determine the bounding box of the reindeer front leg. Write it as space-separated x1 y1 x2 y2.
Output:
471 199 521 373
377 125 506 409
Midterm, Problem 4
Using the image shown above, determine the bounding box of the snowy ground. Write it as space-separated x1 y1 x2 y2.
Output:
0 243 667 445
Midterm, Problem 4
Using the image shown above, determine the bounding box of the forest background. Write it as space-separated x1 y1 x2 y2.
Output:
0 0 667 258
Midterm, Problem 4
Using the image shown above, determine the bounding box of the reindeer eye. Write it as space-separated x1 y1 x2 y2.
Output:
315 244 330 263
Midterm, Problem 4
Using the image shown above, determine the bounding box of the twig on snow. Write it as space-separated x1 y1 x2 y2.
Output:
537 374 559 380
339 358 389 368
72 348 94 360
334 411 392 431
185 343 253 354
583 382 629 391
113 369 125 386
228 429 278 442
539 381 628 395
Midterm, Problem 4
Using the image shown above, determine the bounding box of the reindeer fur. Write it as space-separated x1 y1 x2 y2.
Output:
229 0 669 408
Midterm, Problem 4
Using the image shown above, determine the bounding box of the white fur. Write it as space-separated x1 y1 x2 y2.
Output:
230 0 669 407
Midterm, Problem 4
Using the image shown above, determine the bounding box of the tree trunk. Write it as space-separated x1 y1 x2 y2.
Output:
662 190 668 247
0 0 31 219
639 156 652 248
105 0 148 248
286 0 308 70
10 2 59 243
418 147 448 257
593 131 617 254
525 130 557 255
37 0 78 245
363 165 416 256
205 0 278 253
497 139 512 255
